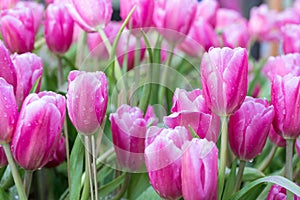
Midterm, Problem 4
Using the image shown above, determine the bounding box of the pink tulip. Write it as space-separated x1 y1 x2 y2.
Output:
0 146 8 168
45 3 74 54
0 0 18 11
0 78 18 143
110 105 157 171
0 7 35 53
221 19 249 48
282 24 300 54
45 136 66 168
120 0 154 30
201 47 248 116
153 0 197 43
145 126 192 199
276 9 300 30
67 0 112 32
0 41 17 91
164 88 220 142
182 138 218 200
67 70 108 135
267 184 300 200
271 74 300 139
11 53 43 107
263 53 300 81
196 0 219 27
215 8 243 31
269 125 286 148
11 91 66 170
229 97 274 161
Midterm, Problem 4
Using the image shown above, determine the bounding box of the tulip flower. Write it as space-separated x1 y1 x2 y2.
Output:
276 9 300 30
215 8 243 31
11 53 43 107
221 19 249 48
200 47 248 116
67 0 112 32
153 0 197 43
196 0 219 27
271 74 300 139
0 41 17 90
120 0 154 30
45 137 66 168
0 7 35 53
67 70 108 135
269 126 286 148
282 24 300 54
45 3 74 55
0 146 8 168
229 97 274 161
164 88 220 142
182 138 218 200
267 184 300 200
110 105 157 171
0 78 18 143
11 92 66 170
263 53 300 81
0 0 18 11
145 126 192 199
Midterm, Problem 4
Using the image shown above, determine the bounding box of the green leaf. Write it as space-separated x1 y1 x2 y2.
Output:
242 167 265 182
136 186 161 200
231 175 300 200
0 167 13 190
127 173 150 200
223 160 237 200
30 77 41 94
98 173 126 197
141 31 153 64
69 135 85 200
0 185 10 199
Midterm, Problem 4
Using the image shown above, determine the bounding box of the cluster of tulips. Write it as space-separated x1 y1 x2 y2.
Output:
1 0 300 199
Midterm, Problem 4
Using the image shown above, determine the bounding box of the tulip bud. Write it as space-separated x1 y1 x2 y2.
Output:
153 0 197 43
11 53 43 107
145 126 192 199
182 138 218 200
196 0 219 27
110 105 157 171
201 47 248 116
229 97 274 161
0 78 18 143
67 0 113 32
0 7 35 53
11 91 66 170
271 74 300 139
45 3 74 55
221 19 249 48
282 24 300 54
267 184 300 200
0 41 17 90
164 88 220 142
215 8 243 31
45 137 66 168
67 70 108 135
269 125 286 148
0 146 8 168
120 0 154 30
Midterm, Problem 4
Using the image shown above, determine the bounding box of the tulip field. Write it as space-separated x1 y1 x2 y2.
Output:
1 0 300 199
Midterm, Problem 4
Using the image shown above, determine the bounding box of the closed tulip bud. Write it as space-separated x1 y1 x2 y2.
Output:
221 19 249 48
182 138 218 200
0 78 18 143
45 3 74 54
0 41 17 90
45 136 66 168
272 74 300 139
153 0 197 43
120 0 154 30
164 88 220 142
11 53 43 107
196 0 219 27
0 0 18 11
67 70 108 135
282 24 300 54
269 125 286 148
67 0 112 32
229 97 274 161
11 92 66 170
201 47 248 116
145 126 192 199
0 7 35 53
0 146 8 168
267 184 300 200
110 105 157 171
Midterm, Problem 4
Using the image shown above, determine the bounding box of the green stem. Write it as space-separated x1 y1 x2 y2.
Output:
23 170 33 197
56 55 64 88
98 28 112 53
85 136 94 200
111 173 131 200
91 135 98 200
64 117 71 190
81 148 90 200
75 31 86 70
2 143 27 200
131 36 141 106
286 139 294 200
218 116 229 200
234 160 246 192
258 145 277 171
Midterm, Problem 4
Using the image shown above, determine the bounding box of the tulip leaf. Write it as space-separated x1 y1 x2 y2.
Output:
223 160 237 200
30 77 41 94
242 167 265 181
141 31 153 64
98 173 126 197
127 173 150 200
69 135 85 200
0 186 10 200
231 175 300 200
136 186 161 200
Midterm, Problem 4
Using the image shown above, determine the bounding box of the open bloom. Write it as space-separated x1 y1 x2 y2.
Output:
110 105 157 171
145 126 192 199
11 92 66 170
182 138 218 200
229 97 274 161
67 70 108 135
201 47 248 116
